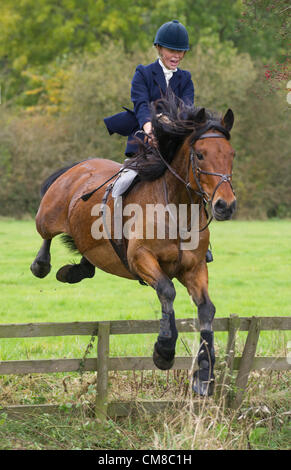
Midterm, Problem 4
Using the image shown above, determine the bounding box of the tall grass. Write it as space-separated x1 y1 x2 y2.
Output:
0 367 289 450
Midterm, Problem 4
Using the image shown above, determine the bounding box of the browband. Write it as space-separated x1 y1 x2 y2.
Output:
198 133 226 140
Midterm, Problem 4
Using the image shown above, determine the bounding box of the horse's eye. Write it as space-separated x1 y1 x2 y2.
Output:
196 153 204 160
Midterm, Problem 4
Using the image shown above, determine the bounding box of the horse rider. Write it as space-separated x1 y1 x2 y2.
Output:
104 20 213 263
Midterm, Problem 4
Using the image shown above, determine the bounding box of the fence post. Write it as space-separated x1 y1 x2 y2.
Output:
231 316 261 409
217 314 240 401
96 322 110 421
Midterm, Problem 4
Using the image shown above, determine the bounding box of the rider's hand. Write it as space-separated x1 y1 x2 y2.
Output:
143 122 156 147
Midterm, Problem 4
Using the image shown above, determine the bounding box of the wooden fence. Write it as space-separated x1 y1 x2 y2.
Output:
0 315 290 418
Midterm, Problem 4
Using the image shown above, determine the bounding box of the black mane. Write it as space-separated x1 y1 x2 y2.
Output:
124 90 230 181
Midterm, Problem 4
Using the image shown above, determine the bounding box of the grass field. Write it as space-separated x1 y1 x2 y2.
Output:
0 217 290 358
0 217 290 450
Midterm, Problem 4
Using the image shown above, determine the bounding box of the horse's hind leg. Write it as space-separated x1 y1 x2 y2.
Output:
56 256 95 284
30 239 52 278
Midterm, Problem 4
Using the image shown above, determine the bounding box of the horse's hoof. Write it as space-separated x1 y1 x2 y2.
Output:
56 264 94 283
30 260 51 278
56 265 74 283
153 342 175 370
192 370 214 397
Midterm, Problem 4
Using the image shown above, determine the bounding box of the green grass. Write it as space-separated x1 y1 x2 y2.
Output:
0 217 290 450
0 218 290 360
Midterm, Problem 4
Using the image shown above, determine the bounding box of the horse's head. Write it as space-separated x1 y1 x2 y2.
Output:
188 108 236 221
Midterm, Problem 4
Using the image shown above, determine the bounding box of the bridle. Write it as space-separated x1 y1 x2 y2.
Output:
157 131 235 231
189 132 235 206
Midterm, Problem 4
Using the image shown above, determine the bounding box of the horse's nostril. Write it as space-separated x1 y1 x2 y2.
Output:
230 200 237 213
213 199 237 220
215 199 227 211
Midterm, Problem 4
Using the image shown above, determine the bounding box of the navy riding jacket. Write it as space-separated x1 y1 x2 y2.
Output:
104 59 194 155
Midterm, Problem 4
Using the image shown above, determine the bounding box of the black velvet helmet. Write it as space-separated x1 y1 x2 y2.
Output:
154 20 189 51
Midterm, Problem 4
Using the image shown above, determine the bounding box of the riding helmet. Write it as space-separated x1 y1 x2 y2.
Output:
154 20 189 51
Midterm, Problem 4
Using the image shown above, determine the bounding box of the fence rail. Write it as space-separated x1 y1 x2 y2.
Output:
0 316 290 338
0 315 290 418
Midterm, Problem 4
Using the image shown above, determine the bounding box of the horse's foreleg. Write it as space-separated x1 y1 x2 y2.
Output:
177 261 216 396
194 293 216 396
30 239 52 278
153 276 177 369
130 247 178 370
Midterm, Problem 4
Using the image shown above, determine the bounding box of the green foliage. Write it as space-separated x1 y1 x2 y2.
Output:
0 1 289 218
0 0 289 101
232 74 291 218
0 0 144 66
0 0 147 99
146 0 243 48
236 0 290 61
1 42 290 218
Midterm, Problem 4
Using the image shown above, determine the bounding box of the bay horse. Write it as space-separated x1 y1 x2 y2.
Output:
30 94 236 396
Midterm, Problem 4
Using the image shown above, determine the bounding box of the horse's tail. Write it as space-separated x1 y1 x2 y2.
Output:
40 160 86 197
60 234 80 254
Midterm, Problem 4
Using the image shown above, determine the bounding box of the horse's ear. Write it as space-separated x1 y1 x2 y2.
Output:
195 107 206 123
221 109 234 131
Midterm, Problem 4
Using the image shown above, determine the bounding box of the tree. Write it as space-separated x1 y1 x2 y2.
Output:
0 0 147 100
235 0 290 62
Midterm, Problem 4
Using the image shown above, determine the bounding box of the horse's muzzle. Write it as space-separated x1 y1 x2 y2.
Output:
213 198 237 221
